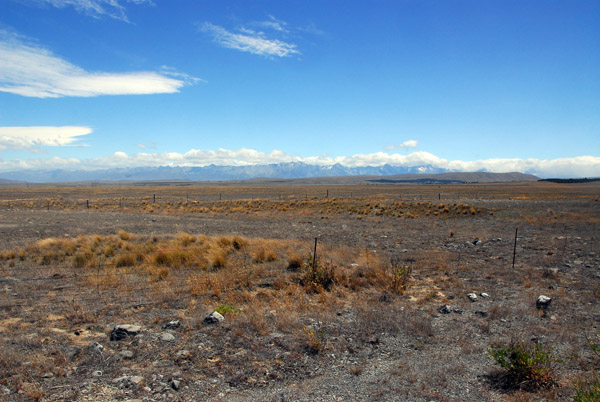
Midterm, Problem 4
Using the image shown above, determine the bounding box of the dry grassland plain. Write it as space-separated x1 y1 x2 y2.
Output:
0 181 599 401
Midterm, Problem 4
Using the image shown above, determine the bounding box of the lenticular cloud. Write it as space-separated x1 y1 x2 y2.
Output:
0 31 193 98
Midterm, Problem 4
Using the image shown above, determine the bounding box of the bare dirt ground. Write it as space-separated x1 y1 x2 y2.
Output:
0 182 599 401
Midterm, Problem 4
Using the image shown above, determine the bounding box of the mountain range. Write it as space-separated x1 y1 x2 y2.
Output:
0 163 538 183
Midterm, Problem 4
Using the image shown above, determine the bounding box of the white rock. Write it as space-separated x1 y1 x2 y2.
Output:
119 350 134 359
536 295 552 309
159 332 175 342
129 376 145 385
480 292 490 298
88 342 104 353
176 350 191 359
467 293 478 302
115 324 141 333
203 311 225 324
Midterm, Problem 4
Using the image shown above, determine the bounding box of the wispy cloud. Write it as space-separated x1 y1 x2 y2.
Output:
0 126 91 151
253 15 289 33
0 30 197 98
27 0 153 22
385 140 419 151
1 148 598 178
200 22 300 57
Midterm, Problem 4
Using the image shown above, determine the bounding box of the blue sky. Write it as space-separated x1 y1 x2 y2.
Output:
0 0 599 178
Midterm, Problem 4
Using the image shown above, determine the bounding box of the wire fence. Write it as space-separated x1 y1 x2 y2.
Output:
1 191 506 213
0 259 290 315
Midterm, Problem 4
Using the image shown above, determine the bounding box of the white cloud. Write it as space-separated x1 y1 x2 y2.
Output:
0 30 196 98
0 126 91 151
0 148 598 178
30 0 153 22
254 15 289 33
200 22 300 57
386 140 419 151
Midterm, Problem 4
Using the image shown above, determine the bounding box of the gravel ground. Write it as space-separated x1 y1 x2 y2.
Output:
1 184 599 401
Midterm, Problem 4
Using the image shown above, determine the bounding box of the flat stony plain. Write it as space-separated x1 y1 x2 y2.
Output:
0 181 599 401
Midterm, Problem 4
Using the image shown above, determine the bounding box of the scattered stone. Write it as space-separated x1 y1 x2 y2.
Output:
1 386 11 395
472 238 480 245
474 311 489 318
438 305 462 314
170 379 181 391
159 332 175 342
42 372 54 379
119 350 134 359
110 325 142 341
548 284 560 290
88 342 104 353
92 370 103 377
467 293 478 302
112 376 129 384
480 292 490 298
130 376 145 385
536 295 552 309
176 350 192 359
163 320 181 330
203 311 225 324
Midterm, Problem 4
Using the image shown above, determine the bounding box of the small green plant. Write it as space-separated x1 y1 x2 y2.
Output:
488 340 557 390
215 304 239 315
389 256 412 293
574 333 600 401
304 325 325 354
302 257 335 292
574 374 600 402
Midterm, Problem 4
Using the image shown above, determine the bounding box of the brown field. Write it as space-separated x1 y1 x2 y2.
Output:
0 181 599 401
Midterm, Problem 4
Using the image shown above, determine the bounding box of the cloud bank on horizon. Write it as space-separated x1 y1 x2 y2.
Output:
0 140 598 178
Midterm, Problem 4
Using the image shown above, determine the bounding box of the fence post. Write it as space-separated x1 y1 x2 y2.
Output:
512 228 518 269
312 238 318 270
86 200 89 209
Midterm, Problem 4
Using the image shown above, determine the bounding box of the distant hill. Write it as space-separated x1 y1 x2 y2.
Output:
0 178 26 184
0 163 539 184
539 178 600 183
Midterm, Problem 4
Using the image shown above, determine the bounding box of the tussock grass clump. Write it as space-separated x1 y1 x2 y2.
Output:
252 243 277 263
118 230 131 241
72 253 96 268
115 253 137 268
176 232 196 247
287 253 304 271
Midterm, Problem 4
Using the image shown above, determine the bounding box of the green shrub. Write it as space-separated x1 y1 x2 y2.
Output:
488 340 557 390
389 256 412 293
574 373 600 402
215 304 239 315
302 257 335 292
